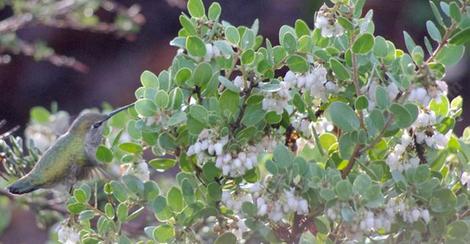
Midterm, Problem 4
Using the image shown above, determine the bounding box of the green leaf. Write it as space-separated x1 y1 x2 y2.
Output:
241 49 255 65
170 87 184 109
187 0 205 18
273 144 294 168
189 105 208 124
435 44 465 66
105 203 114 219
140 70 159 88
214 233 237 244
287 54 309 73
167 111 187 127
119 142 142 154
449 27 470 45
335 180 353 201
116 203 128 222
181 179 195 203
203 162 221 182
186 36 206 57
389 103 413 128
219 76 241 93
225 26 240 45
30 106 50 123
149 158 176 171
74 188 89 203
96 145 113 163
67 202 86 214
219 90 240 118
402 31 417 54
352 33 374 54
447 221 468 239
155 90 169 108
319 188 336 201
207 182 222 201
326 102 360 132
154 224 175 242
426 20 441 42
355 96 368 110
353 174 372 195
430 188 457 213
295 19 310 37
337 16 353 31
135 99 157 117
329 58 350 80
175 67 192 85
110 181 128 202
241 29 255 50
167 187 184 213
375 86 390 109
429 0 445 27
374 36 388 57
79 210 95 221
241 103 265 126
193 62 212 85
208 2 221 21
179 15 196 35
448 2 461 22
144 181 160 201
282 32 297 52
363 184 384 208
213 40 234 57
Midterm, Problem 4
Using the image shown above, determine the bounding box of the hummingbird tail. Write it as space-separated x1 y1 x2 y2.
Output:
7 177 39 195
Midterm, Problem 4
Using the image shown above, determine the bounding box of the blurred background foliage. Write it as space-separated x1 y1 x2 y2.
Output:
0 0 469 243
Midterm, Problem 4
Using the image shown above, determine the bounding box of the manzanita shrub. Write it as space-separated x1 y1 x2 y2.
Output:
2 0 470 243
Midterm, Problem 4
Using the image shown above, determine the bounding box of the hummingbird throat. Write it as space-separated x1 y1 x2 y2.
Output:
93 103 135 128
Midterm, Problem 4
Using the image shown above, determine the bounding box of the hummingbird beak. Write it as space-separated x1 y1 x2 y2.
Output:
93 103 135 128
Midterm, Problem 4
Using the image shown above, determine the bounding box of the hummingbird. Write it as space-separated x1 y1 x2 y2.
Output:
7 104 134 195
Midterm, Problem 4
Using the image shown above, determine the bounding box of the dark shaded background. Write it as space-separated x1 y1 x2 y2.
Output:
0 0 469 243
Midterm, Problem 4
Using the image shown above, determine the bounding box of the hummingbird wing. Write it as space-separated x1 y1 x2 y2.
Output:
80 125 116 180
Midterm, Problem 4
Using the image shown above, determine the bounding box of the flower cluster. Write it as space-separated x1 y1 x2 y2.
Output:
124 160 150 181
25 111 70 152
188 130 277 177
363 81 400 110
407 80 448 106
461 171 470 191
187 129 229 160
284 65 338 101
233 76 247 90
204 43 223 62
314 4 344 38
56 221 80 244
385 198 431 224
262 81 291 115
216 146 259 177
292 115 311 137
221 190 253 213
413 110 449 149
386 132 420 172
255 187 309 222
326 198 430 240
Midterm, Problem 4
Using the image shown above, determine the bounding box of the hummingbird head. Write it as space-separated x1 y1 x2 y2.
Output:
69 112 107 135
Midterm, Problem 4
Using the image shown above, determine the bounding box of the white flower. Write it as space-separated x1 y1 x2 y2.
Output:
234 76 245 90
25 124 56 152
408 86 431 106
461 172 470 190
262 81 290 115
134 161 150 181
421 209 431 223
314 4 344 38
57 222 80 244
